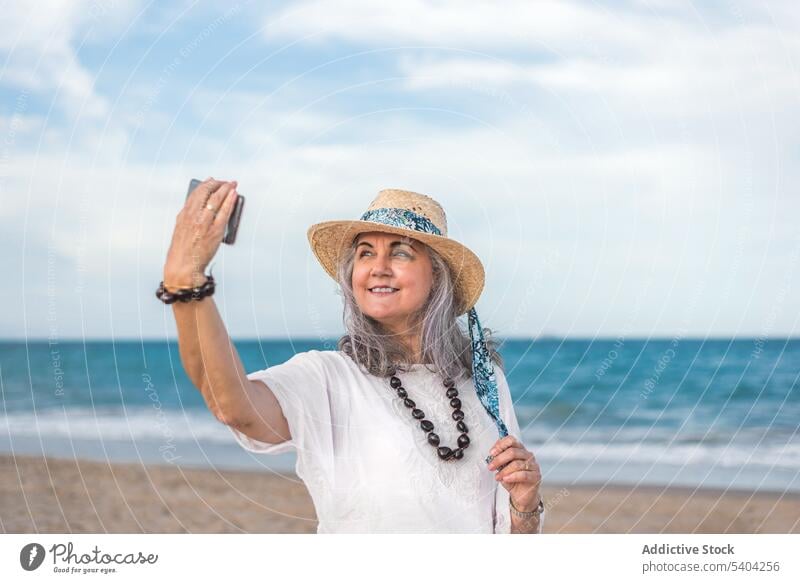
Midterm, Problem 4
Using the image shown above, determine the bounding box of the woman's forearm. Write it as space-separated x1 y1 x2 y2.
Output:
170 295 251 424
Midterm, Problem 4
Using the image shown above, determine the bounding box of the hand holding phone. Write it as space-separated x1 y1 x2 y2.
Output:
162 178 245 289
187 178 245 245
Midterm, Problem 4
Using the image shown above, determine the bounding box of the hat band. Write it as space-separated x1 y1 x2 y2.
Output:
358 205 509 449
360 207 442 236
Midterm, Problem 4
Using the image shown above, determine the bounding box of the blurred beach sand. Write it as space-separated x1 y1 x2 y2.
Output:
1 454 797 534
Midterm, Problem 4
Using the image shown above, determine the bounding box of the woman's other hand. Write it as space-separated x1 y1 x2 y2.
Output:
487 435 542 511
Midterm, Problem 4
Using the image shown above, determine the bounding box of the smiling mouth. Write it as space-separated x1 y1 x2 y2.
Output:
368 287 399 295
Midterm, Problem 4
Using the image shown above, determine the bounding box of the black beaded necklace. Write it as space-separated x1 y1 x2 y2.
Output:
388 368 470 461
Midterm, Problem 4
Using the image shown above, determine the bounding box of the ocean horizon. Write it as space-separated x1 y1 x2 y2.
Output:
1 338 798 494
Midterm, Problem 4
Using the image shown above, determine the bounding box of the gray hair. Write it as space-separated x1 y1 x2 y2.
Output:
336 235 504 380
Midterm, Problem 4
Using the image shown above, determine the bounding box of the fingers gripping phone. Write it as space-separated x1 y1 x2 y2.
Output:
187 178 245 245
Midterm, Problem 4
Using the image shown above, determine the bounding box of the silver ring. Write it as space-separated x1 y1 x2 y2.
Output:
206 203 216 212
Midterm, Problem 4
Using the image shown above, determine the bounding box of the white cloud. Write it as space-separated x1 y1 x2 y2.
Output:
262 0 799 125
0 1 142 120
264 0 652 51
396 28 799 120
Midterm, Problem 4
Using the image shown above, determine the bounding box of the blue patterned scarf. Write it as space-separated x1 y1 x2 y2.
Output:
359 207 509 462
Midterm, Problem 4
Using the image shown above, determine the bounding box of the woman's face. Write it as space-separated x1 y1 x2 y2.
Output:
352 231 433 335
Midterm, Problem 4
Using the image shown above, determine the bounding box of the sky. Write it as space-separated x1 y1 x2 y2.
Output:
1 0 798 341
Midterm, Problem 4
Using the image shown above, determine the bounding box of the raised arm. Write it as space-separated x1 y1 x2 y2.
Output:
162 178 290 444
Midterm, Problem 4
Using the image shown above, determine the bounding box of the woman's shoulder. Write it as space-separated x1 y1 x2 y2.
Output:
492 363 508 381
279 349 336 367
289 349 359 373
296 348 348 363
490 363 510 390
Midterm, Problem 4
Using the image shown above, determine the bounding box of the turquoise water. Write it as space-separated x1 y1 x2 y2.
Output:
1 338 798 492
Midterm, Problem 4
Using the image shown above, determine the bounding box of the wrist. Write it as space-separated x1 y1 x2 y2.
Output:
510 493 543 514
156 273 215 304
163 269 208 290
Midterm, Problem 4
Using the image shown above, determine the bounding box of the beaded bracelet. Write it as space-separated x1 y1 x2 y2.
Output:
155 274 215 304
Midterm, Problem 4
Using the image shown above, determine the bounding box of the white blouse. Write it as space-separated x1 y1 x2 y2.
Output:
228 349 543 534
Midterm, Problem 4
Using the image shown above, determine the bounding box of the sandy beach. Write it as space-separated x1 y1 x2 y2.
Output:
1 454 797 534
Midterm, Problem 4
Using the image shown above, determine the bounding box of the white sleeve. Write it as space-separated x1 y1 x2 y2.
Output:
492 367 544 534
227 350 334 460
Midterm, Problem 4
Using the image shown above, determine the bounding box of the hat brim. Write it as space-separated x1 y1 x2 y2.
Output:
307 219 485 316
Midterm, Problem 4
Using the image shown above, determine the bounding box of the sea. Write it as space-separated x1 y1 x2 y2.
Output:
1 338 798 493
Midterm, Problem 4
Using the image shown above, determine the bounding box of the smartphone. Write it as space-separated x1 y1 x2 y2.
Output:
187 178 245 245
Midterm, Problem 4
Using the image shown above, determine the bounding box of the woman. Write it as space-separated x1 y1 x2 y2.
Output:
160 180 544 533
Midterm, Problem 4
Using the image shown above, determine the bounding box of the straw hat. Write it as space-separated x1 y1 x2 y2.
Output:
307 188 485 316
